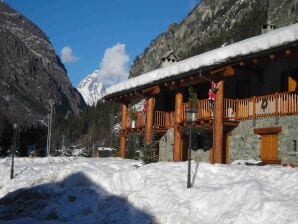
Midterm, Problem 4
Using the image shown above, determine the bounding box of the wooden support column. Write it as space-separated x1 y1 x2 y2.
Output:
120 103 128 158
173 91 183 161
145 97 155 145
288 75 297 91
213 81 224 164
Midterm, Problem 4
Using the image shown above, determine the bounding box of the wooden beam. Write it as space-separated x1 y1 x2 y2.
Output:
142 85 160 96
213 80 224 164
288 75 297 92
173 91 183 161
223 66 235 77
145 97 155 145
120 103 128 158
211 67 226 75
270 54 276 60
254 127 282 135
285 49 291 55
178 77 206 88
210 66 235 77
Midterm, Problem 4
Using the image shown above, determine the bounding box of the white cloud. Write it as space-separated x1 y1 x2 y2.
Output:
98 43 130 87
61 46 79 63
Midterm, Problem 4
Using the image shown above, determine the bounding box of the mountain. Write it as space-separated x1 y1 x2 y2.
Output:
0 2 86 134
130 0 298 78
76 70 106 106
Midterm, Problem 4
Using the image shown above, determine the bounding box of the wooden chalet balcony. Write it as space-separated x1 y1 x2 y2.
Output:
183 91 298 122
125 111 175 131
125 92 298 132
224 91 298 120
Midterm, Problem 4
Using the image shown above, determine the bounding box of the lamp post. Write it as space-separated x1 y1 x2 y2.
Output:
62 135 65 157
46 99 54 156
10 123 18 179
185 108 197 188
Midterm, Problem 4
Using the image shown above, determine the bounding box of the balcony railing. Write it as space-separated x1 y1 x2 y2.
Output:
126 111 175 130
125 92 298 130
224 92 298 120
183 91 298 121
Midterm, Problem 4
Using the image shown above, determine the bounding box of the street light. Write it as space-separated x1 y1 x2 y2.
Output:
46 99 54 156
185 107 197 188
10 123 18 179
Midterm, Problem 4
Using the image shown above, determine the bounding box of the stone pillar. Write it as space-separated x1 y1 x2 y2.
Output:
145 97 154 145
173 91 183 161
120 103 128 158
213 81 224 163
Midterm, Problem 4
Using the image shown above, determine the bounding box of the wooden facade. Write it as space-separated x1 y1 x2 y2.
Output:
105 28 298 164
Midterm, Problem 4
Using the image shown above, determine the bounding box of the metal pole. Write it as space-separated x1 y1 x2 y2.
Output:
10 123 17 179
48 100 54 156
46 114 50 156
62 135 65 157
187 120 192 188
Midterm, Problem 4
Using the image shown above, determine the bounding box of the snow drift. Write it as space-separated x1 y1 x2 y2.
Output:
0 157 297 224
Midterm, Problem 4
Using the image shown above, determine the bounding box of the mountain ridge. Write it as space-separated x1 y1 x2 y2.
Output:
129 0 298 78
0 2 86 133
76 70 106 106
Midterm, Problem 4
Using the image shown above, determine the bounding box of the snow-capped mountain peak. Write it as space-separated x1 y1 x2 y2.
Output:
77 70 106 106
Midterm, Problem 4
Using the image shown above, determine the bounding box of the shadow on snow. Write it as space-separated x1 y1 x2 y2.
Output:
0 172 156 224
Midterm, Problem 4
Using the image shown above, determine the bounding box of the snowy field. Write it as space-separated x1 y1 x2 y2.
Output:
0 157 297 224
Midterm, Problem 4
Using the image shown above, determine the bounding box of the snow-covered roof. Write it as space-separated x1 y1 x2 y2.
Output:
161 50 178 60
105 23 298 98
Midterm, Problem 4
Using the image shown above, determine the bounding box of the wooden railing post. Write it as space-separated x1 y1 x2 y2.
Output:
174 91 183 161
235 99 239 120
275 92 279 124
253 96 256 125
120 103 128 158
165 112 170 127
145 97 154 145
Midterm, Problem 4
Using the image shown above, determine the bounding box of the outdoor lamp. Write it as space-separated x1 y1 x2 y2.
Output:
185 108 197 122
185 108 196 188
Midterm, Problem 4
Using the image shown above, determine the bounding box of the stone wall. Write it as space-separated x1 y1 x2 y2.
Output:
159 128 174 161
159 115 298 164
159 127 211 162
229 115 298 164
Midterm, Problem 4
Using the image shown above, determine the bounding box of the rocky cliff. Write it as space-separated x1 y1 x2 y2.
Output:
130 0 298 78
0 2 86 130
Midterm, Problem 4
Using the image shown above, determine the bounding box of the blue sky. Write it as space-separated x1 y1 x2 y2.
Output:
6 0 199 86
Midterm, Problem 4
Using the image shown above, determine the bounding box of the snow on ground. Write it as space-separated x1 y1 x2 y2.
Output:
0 157 297 224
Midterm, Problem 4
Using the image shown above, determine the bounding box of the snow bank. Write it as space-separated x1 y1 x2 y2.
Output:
105 23 298 97
0 157 297 224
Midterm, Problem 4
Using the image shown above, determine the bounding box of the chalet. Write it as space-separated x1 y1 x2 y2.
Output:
104 23 298 165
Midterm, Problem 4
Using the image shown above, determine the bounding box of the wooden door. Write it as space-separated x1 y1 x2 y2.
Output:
260 134 279 163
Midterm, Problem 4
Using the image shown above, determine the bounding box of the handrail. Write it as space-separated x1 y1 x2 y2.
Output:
183 91 298 121
125 91 298 130
154 111 169 128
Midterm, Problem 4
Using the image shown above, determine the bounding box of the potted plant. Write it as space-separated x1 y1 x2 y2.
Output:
187 87 197 122
129 107 137 128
